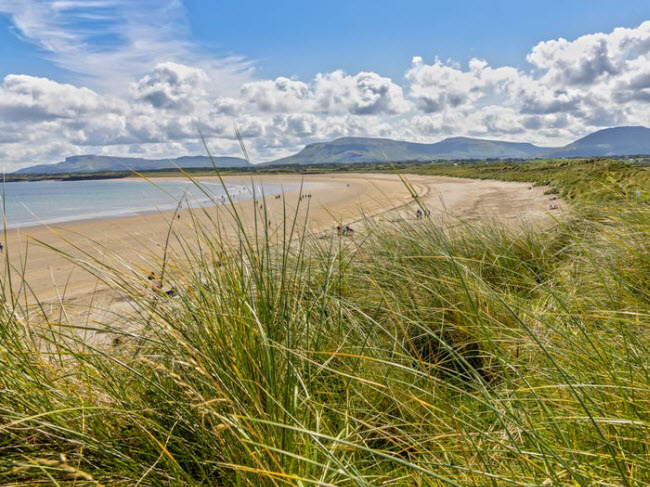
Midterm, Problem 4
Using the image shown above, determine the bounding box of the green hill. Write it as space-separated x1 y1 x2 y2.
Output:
16 154 250 174
266 136 553 165
549 126 650 157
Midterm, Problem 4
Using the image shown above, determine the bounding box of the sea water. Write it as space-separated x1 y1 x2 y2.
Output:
0 179 299 229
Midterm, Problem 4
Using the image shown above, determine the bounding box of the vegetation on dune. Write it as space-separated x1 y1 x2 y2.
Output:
1 160 649 485
409 158 650 204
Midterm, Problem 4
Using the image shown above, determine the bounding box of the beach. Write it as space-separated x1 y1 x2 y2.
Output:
0 173 554 319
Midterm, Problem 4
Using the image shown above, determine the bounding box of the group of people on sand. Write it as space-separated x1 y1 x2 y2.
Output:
415 208 431 219
147 271 178 297
300 194 312 201
336 225 354 236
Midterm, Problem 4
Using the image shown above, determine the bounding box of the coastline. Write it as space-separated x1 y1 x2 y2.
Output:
0 173 554 319
1 176 310 230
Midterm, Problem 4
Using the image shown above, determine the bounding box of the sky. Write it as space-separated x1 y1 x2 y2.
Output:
0 0 649 170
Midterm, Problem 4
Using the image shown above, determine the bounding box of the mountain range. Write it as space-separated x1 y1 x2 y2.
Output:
266 136 550 166
265 126 650 165
16 154 250 174
15 126 650 174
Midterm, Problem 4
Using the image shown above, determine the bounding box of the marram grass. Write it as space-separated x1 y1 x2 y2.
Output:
1 170 649 486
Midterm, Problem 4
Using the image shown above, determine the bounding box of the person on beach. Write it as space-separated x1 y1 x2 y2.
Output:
337 225 354 236
147 272 165 291
0 242 3 253
416 209 423 220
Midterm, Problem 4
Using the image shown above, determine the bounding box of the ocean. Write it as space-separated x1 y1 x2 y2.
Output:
0 179 299 229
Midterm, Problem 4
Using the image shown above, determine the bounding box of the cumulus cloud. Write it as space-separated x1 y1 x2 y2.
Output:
406 56 522 112
241 77 311 112
131 62 210 111
0 74 124 122
1 14 650 171
527 21 650 86
237 71 410 115
403 20 650 142
312 70 410 115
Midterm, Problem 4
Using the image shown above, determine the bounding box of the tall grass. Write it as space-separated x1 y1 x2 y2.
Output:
409 158 649 205
1 166 649 486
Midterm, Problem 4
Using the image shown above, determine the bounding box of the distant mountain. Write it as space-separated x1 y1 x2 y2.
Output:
548 126 650 158
264 126 650 166
265 136 554 166
14 126 650 174
16 154 250 174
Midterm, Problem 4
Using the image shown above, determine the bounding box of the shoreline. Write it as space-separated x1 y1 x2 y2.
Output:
2 175 317 231
0 173 555 318
2 174 421 236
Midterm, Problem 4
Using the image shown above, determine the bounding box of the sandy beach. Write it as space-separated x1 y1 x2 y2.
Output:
0 173 555 320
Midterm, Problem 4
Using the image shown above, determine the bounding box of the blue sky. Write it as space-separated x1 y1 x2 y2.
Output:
0 1 649 168
2 0 649 82
183 0 650 79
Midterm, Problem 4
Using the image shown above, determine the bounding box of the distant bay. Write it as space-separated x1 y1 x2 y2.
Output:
0 179 296 229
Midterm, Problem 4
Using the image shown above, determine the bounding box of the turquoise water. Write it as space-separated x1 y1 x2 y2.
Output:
0 179 297 229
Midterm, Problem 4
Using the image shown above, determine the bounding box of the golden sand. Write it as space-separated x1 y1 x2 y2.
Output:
0 173 554 317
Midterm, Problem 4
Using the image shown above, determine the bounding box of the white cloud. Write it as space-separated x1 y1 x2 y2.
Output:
0 14 649 171
0 74 125 121
237 71 410 115
312 70 411 115
405 56 522 112
403 20 650 143
131 62 211 112
241 77 311 112
527 21 650 86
